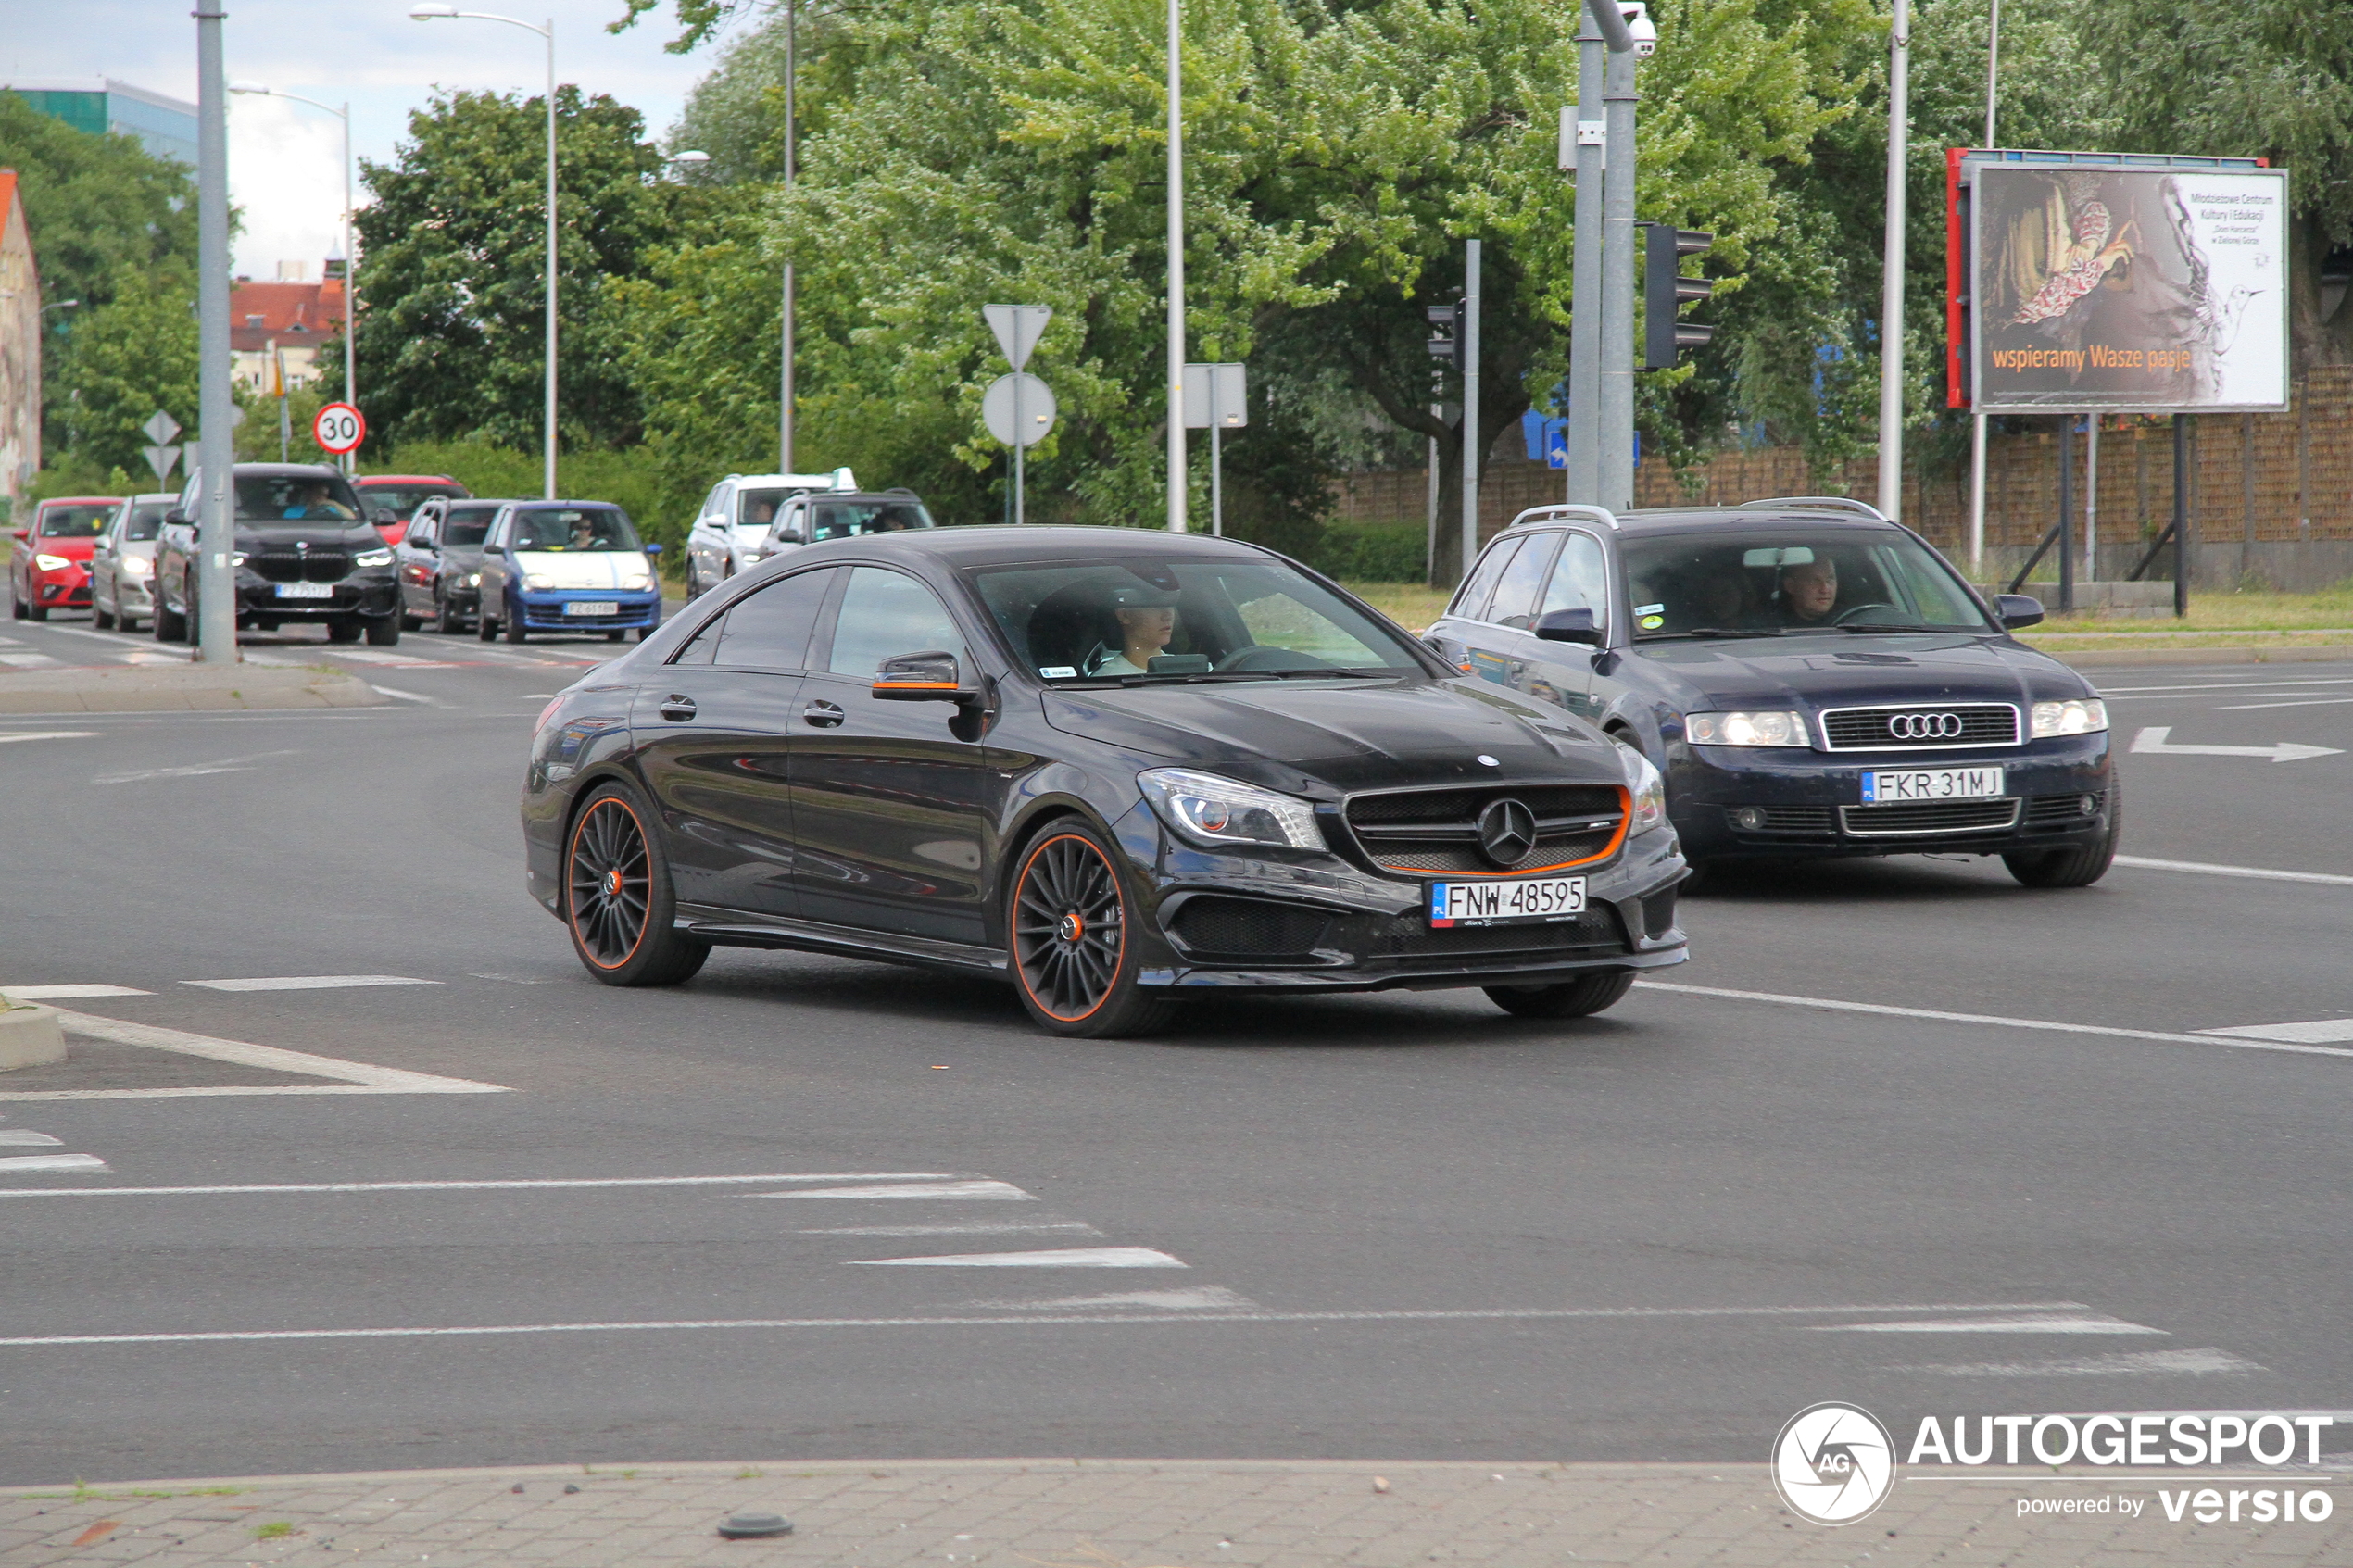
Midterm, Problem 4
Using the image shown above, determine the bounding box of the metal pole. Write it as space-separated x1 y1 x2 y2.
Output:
2084 414 2099 580
1983 0 1999 147
341 103 355 475
194 0 237 664
543 17 558 501
2057 414 2074 613
1211 424 1223 537
2172 412 2189 618
1969 415 1987 575
1459 238 1481 582
1566 6 1604 503
780 0 795 474
1424 413 1439 588
1597 40 1637 512
1165 0 1186 533
1013 374 1025 526
1876 0 1909 521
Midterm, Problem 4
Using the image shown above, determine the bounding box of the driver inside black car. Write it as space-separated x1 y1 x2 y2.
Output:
1777 556 1840 625
1097 590 1181 674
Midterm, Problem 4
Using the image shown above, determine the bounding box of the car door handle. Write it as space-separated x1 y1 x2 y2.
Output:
802 699 845 728
659 696 697 721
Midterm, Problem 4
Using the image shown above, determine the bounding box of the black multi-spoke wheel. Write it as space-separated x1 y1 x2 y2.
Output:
1008 822 1174 1038
563 783 710 986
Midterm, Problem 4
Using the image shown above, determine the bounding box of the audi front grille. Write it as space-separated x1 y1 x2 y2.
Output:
1818 702 2020 752
1342 784 1627 875
1838 798 2023 836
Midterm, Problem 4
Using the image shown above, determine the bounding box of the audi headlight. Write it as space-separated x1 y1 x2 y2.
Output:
2032 697 2108 737
1138 767 1323 852
1616 743 1667 834
466 571 482 587
1686 709 1810 747
120 554 152 578
354 546 394 568
524 573 557 591
33 553 71 571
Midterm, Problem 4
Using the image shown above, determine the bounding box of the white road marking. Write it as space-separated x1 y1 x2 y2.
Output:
1893 1348 2265 1378
2112 854 2353 887
469 972 556 985
0 985 152 999
0 732 99 745
1810 1313 2164 1335
0 1298 2095 1348
369 685 437 703
0 1131 64 1146
320 649 440 665
0 652 65 668
0 1153 111 1174
1634 980 2353 1061
25 1010 508 1098
848 1247 1188 1269
112 650 186 666
2212 696 2353 711
0 1172 960 1198
796 1222 1103 1237
2130 725 2342 762
967 1287 1259 1311
182 974 438 992
33 623 155 647
2202 1018 2353 1044
761 1180 1035 1200
94 762 255 784
2102 676 2353 693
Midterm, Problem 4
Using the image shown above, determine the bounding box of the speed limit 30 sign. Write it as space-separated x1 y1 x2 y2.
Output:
313 402 367 455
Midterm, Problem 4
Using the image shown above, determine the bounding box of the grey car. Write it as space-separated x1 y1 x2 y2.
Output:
89 493 176 633
397 496 507 633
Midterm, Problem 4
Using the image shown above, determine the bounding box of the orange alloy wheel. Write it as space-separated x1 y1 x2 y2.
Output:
567 796 653 971
1012 833 1128 1023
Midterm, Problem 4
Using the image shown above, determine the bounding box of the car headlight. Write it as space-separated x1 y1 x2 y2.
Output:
524 573 557 591
1686 709 1810 746
618 568 653 590
1616 742 1667 834
2032 697 2108 737
1138 767 1324 852
465 571 482 587
33 553 71 571
231 552 247 567
120 555 152 578
354 547 394 568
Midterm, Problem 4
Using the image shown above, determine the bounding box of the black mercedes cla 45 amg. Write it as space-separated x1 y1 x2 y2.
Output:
521 527 1690 1036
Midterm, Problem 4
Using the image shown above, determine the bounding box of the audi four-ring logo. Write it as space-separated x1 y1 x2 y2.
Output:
1887 711 1964 739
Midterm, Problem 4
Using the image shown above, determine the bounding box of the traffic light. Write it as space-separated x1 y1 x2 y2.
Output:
1642 224 1717 370
1427 302 1464 374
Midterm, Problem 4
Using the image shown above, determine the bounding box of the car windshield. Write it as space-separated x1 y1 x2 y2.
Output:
1622 528 1994 637
440 506 498 547
235 473 364 523
120 503 171 542
38 504 116 537
734 488 799 530
510 507 641 552
809 499 935 539
972 558 1424 682
361 485 464 521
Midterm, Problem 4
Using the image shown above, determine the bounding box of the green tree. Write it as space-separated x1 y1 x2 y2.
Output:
51 274 199 477
351 87 676 456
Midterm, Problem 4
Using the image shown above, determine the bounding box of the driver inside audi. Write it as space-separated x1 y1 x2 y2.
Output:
1777 556 1840 625
1090 584 1184 675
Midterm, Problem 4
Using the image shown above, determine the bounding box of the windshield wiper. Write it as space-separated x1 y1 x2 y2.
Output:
1643 627 1785 640
1260 666 1390 678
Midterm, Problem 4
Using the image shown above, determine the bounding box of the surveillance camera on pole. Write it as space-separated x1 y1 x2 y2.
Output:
1641 224 1717 370
1426 302 1465 375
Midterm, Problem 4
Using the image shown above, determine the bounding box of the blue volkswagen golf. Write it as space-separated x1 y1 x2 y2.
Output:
1424 497 2118 887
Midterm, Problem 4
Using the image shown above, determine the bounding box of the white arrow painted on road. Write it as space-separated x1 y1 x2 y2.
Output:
2130 726 2343 762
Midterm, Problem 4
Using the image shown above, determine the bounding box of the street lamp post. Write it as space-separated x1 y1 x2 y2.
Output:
230 82 356 473
410 5 557 501
1165 0 1185 533
781 0 796 475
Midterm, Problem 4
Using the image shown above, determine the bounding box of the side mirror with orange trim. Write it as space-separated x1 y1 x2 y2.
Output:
873 648 975 702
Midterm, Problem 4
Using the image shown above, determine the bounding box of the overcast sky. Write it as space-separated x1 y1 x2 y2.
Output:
6 0 738 280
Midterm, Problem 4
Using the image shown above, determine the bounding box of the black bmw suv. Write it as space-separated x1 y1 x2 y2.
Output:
522 527 1691 1037
153 464 402 646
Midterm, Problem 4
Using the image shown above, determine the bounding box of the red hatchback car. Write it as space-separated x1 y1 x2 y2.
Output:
10 496 122 621
355 475 471 546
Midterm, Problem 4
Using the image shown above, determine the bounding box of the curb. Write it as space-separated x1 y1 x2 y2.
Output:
0 664 385 714
2041 643 2353 669
0 1000 67 1072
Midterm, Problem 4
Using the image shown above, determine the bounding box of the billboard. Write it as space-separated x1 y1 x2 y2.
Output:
1969 162 2288 413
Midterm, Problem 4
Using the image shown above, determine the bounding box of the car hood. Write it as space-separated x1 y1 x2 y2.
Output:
511 550 652 590
1629 632 2084 709
1042 676 1623 796
230 524 384 553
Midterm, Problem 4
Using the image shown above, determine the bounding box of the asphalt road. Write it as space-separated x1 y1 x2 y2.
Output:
3 607 2350 1486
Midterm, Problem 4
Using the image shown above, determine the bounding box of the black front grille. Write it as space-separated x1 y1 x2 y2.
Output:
2025 791 2104 825
1839 798 2022 836
1169 897 1330 960
250 550 351 583
1820 704 2020 751
1373 906 1627 959
1345 784 1625 874
1729 805 1838 834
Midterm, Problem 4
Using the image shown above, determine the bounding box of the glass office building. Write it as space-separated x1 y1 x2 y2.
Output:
3 79 199 168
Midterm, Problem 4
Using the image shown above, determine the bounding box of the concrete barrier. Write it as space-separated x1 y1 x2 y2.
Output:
0 998 66 1071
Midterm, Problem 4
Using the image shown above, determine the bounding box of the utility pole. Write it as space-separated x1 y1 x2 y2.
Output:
1877 0 1910 521
1969 0 1998 572
1459 240 1481 582
1565 2 1606 503
780 0 796 473
1164 0 1186 532
1592 0 1648 513
194 0 238 663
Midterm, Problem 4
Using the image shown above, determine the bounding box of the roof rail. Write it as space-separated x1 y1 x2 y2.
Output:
1736 495 1889 521
1505 503 1619 532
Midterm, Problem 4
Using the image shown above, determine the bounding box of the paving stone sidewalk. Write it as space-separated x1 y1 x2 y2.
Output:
3 1460 2346 1568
